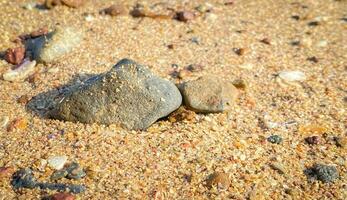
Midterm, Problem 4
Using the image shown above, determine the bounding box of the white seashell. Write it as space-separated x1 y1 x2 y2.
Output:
278 71 306 82
0 116 9 128
47 155 68 170
3 60 36 82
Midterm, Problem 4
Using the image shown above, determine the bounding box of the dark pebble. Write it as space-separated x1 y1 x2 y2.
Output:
267 135 282 144
308 21 320 27
176 11 195 22
307 56 319 63
66 162 86 180
11 168 37 189
305 136 320 145
305 164 339 183
291 15 300 20
51 170 68 180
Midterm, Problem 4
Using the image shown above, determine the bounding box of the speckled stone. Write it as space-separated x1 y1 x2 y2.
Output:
49 59 182 130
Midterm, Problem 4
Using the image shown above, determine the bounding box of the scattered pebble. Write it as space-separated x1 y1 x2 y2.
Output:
0 167 14 178
334 137 347 148
51 193 75 200
25 26 83 63
185 64 204 72
267 135 282 144
30 27 49 38
66 162 86 180
49 59 182 130
51 170 68 181
61 0 84 8
48 156 68 170
291 15 300 20
102 5 128 16
269 163 286 174
232 79 247 90
260 38 271 45
224 0 235 5
130 4 172 19
307 56 319 63
168 106 196 123
233 48 246 56
4 47 25 65
308 21 320 27
44 0 62 9
206 172 230 189
305 164 339 183
179 76 239 113
305 136 320 145
175 11 195 22
7 117 28 132
0 116 9 128
17 95 30 104
2 59 36 82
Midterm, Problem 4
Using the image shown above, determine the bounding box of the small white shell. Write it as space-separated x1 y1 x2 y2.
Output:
47 155 68 170
3 60 36 82
278 70 306 82
0 116 9 128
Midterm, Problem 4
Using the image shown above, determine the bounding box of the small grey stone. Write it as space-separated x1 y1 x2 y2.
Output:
66 162 86 180
50 170 68 180
179 76 239 113
11 168 37 189
267 135 282 144
305 164 339 183
25 26 83 63
49 59 182 130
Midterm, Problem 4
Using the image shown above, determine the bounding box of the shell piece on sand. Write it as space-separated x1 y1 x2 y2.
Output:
3 60 36 82
278 71 306 82
48 156 68 170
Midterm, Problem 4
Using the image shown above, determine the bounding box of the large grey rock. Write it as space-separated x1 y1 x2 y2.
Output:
49 59 182 130
25 26 83 63
179 76 239 113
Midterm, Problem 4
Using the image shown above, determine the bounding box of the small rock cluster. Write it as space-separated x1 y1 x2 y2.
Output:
47 59 239 130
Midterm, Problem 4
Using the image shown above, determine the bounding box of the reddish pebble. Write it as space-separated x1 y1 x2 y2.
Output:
4 47 25 65
51 193 75 200
305 136 320 145
0 167 14 178
176 11 195 22
30 27 49 38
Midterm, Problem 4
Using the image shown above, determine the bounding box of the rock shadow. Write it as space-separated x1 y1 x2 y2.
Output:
26 73 96 118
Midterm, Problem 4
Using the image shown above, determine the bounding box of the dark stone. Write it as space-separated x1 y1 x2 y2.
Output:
305 164 339 183
267 135 282 144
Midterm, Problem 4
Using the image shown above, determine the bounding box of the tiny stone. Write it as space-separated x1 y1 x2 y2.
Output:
291 15 300 20
176 11 195 22
7 117 28 132
260 38 271 45
233 48 245 56
11 168 37 189
224 0 235 5
48 156 68 170
51 193 75 200
267 135 282 144
65 163 86 180
305 136 320 145
51 170 68 180
4 47 25 65
334 137 347 148
307 56 318 63
308 21 320 26
206 172 230 188
305 164 339 183
17 95 30 104
61 0 84 8
185 64 204 72
167 44 174 49
30 27 49 38
45 0 62 9
102 5 128 16
232 79 247 90
0 167 14 178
